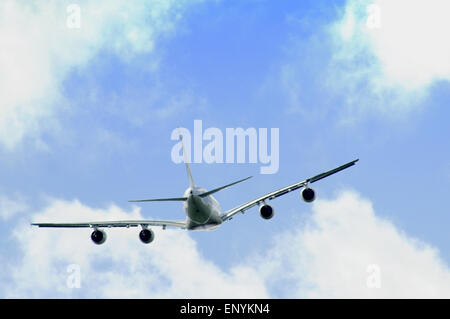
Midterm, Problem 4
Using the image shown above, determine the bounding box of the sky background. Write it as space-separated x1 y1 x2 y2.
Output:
0 0 449 298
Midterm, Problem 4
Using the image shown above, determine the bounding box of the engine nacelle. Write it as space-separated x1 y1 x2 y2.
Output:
301 187 316 203
91 229 107 245
139 228 155 244
259 204 274 220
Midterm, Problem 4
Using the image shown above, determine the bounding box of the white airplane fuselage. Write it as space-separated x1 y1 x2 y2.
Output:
183 186 223 230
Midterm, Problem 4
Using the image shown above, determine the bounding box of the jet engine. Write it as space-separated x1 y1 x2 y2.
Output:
91 229 107 245
139 228 155 244
301 187 316 203
259 204 274 220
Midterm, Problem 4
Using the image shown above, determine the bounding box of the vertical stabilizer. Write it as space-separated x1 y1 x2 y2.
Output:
178 128 195 188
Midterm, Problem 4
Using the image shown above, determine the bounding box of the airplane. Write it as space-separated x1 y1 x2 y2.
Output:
32 137 359 245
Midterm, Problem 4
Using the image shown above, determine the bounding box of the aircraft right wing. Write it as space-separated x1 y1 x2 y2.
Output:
221 159 359 222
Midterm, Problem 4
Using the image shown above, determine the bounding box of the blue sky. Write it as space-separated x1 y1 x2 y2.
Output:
0 0 449 298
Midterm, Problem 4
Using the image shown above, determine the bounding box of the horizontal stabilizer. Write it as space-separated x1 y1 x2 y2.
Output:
199 176 252 198
129 197 187 203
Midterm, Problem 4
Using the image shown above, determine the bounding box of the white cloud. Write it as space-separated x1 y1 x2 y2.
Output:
253 191 450 298
0 195 28 220
2 190 449 298
0 0 202 150
326 0 450 119
5 198 268 298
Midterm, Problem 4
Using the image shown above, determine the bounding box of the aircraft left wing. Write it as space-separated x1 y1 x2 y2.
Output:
31 219 187 230
221 159 359 222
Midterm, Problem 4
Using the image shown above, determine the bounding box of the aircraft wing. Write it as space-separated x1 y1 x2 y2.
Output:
31 219 187 230
221 159 359 222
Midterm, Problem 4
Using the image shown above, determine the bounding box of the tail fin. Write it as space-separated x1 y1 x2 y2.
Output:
178 128 195 188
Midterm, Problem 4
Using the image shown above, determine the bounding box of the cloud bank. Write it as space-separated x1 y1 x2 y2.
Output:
254 191 450 298
2 190 449 298
6 198 268 298
327 0 450 119
0 0 201 150
277 0 450 122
